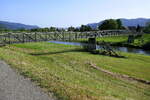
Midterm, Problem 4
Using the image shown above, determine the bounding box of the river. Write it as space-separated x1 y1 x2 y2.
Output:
49 41 150 56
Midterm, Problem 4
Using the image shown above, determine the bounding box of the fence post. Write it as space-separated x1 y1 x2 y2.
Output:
8 33 11 44
69 32 71 41
62 32 65 41
35 32 37 42
75 32 77 40
22 33 25 43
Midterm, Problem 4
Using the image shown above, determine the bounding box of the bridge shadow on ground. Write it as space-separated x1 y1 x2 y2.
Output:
30 49 85 56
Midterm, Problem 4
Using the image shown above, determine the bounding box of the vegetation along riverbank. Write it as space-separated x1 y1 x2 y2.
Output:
73 34 150 50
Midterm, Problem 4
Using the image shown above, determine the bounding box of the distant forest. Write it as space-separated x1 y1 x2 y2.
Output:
0 19 150 33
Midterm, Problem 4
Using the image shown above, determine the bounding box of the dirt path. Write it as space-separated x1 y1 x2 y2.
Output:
0 61 56 100
88 62 150 85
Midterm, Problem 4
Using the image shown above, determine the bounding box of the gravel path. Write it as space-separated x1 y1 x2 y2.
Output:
0 61 56 100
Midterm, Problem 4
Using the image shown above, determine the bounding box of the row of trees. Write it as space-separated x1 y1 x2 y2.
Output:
98 19 125 30
0 27 65 32
68 25 92 32
30 27 65 32
0 19 125 32
69 19 150 33
1 19 150 33
0 25 93 32
31 25 93 32
68 19 125 32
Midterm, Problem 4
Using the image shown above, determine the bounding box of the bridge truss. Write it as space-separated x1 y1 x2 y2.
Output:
0 30 130 44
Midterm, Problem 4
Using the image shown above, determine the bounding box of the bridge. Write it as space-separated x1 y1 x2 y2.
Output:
0 30 130 44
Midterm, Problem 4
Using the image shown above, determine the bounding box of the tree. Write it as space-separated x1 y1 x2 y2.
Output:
30 28 39 32
80 25 92 32
40 28 49 32
136 25 142 32
49 27 57 32
74 28 80 32
98 19 118 30
68 26 75 31
116 19 123 29
57 28 65 32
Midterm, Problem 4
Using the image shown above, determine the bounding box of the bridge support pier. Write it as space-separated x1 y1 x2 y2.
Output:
87 38 96 51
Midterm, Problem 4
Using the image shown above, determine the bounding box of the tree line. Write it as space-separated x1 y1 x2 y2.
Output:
0 19 150 33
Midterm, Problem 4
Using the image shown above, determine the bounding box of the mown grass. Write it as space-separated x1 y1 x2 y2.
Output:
0 42 150 100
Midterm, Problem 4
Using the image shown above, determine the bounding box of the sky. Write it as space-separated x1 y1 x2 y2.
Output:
0 0 150 27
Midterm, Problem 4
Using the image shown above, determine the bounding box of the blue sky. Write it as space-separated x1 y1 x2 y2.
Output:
0 0 149 27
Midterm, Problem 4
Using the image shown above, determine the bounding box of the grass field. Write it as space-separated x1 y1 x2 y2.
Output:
73 34 150 49
0 42 150 100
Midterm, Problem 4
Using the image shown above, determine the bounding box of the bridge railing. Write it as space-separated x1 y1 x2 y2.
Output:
0 30 132 44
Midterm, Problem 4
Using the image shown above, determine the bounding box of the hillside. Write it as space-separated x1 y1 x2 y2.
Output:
88 18 150 29
0 21 39 30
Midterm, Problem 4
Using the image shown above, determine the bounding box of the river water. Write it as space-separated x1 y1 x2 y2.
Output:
49 41 150 56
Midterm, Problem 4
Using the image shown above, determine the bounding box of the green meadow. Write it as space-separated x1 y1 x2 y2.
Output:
0 42 150 100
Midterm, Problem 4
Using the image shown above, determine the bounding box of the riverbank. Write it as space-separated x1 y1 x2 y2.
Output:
0 42 150 100
72 34 150 50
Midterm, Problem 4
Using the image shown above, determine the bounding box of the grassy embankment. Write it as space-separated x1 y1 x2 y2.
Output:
0 42 150 100
73 34 150 50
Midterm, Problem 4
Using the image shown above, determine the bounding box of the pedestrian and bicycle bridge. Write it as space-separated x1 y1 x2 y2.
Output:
0 30 134 44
